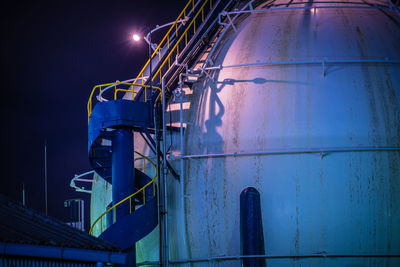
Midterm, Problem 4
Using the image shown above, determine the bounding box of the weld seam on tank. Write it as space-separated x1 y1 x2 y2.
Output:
136 253 400 266
170 147 400 160
223 5 396 16
199 59 400 72
165 253 400 265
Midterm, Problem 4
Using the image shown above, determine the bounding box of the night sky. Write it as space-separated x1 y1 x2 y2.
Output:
1 0 186 229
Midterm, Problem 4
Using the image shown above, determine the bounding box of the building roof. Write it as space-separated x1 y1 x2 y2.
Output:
0 194 119 252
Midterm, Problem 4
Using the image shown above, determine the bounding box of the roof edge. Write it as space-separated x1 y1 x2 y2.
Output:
0 242 127 264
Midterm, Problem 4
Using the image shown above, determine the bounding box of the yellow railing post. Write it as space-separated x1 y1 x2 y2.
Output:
131 0 197 86
148 0 209 90
88 0 210 123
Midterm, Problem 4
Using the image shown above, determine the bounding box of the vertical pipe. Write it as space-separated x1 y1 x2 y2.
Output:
179 81 190 265
112 128 135 265
240 187 265 267
149 29 153 117
155 100 164 266
162 79 169 267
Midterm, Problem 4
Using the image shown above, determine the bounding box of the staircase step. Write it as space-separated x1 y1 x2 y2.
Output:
99 195 157 250
93 145 112 151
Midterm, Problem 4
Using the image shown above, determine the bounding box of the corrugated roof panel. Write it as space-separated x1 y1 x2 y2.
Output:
0 194 119 252
0 256 96 267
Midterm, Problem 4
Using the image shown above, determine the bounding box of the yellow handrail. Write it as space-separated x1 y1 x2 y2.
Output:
87 1 215 124
87 82 162 123
151 0 211 83
132 0 195 86
114 84 162 101
89 150 157 235
151 0 212 86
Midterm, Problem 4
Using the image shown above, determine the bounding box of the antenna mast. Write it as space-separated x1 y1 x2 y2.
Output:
45 140 48 215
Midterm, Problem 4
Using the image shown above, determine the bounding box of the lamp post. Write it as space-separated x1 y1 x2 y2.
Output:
132 26 153 117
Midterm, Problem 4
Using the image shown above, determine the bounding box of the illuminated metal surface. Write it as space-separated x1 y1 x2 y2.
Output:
91 0 400 265
162 0 400 265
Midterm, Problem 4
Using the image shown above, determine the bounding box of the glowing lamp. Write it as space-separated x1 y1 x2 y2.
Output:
132 34 141 41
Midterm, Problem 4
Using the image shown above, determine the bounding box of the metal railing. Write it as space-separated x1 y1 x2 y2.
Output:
70 170 96 194
87 0 197 121
132 0 196 85
133 0 215 86
89 150 157 235
87 82 162 122
87 0 217 122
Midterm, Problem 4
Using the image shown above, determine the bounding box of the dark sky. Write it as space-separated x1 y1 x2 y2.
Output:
0 0 186 228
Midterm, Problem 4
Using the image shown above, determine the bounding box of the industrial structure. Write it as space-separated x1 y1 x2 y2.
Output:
0 195 126 266
76 0 400 265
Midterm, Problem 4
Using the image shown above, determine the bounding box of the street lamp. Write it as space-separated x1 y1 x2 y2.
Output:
132 34 141 42
133 26 153 118
132 26 152 103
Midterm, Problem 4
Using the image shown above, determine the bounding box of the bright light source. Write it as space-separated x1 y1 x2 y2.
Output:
132 34 141 41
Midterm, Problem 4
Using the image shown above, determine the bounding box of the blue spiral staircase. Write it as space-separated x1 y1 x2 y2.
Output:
88 99 157 250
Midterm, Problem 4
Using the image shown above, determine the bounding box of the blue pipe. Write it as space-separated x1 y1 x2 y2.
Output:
240 187 265 267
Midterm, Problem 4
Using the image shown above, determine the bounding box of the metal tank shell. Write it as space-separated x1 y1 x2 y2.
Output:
92 0 400 265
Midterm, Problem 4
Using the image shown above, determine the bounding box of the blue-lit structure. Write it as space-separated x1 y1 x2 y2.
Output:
88 99 158 264
82 0 400 266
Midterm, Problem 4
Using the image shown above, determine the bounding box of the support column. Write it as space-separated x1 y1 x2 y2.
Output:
112 128 136 266
112 129 135 212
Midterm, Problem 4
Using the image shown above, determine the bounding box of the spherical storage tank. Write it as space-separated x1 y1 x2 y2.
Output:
91 0 400 265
